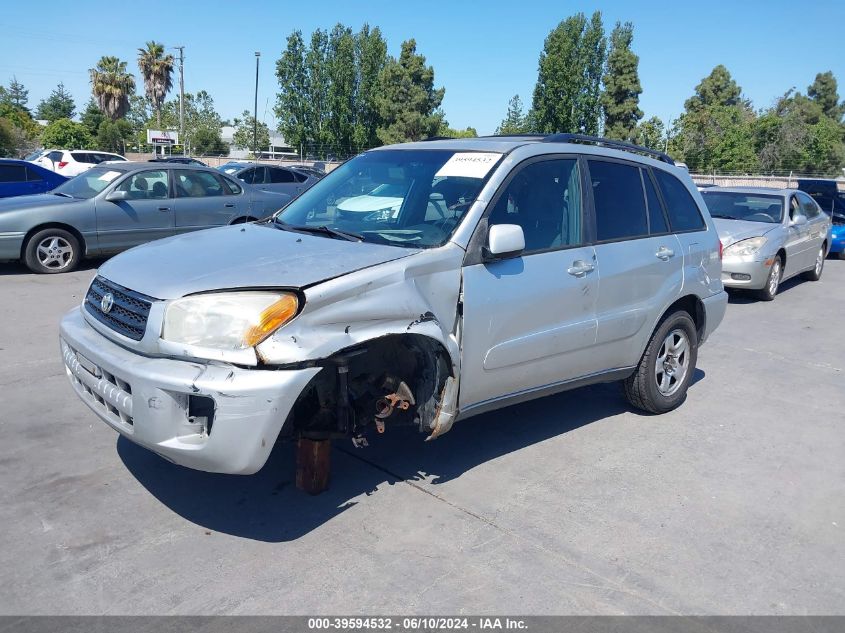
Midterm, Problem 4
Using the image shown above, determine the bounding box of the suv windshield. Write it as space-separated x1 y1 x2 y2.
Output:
52 167 125 199
275 149 501 248
701 192 784 224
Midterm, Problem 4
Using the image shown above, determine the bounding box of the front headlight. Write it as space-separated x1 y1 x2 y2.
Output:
723 236 767 257
363 207 398 222
162 292 298 351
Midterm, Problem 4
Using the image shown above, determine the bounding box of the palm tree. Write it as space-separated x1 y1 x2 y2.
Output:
89 56 135 120
137 41 174 127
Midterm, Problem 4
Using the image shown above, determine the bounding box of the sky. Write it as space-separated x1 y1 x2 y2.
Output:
1 0 844 137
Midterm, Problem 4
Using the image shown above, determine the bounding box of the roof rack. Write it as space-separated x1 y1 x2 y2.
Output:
542 133 674 165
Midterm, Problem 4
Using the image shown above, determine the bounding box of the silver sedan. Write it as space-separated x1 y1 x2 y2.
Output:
701 187 831 300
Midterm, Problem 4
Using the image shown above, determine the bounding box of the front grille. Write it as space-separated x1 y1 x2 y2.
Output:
84 276 154 341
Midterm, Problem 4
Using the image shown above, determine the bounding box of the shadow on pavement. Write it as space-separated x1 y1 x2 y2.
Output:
119 369 705 542
727 275 806 304
0 258 106 277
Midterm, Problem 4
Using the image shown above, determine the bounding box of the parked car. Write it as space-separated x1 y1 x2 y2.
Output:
701 187 830 300
0 162 290 273
0 158 68 198
148 156 208 166
32 149 128 177
796 178 845 258
288 164 326 178
59 134 727 477
218 162 319 198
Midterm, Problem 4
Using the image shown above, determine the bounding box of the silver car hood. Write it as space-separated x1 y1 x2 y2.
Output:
714 219 779 247
0 193 78 212
98 223 419 299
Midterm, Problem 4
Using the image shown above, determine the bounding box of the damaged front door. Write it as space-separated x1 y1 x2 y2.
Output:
458 156 599 412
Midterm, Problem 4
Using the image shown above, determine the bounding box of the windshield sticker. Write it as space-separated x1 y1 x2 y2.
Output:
98 170 121 182
435 152 501 179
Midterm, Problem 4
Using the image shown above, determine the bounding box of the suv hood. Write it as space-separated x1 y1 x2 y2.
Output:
98 223 418 299
714 218 779 247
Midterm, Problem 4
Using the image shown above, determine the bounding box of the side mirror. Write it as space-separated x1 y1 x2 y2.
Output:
105 190 130 202
485 224 525 260
790 214 808 227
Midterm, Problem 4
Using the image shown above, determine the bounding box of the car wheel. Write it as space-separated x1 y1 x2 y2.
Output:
801 245 825 281
756 256 782 301
623 310 698 414
24 228 80 274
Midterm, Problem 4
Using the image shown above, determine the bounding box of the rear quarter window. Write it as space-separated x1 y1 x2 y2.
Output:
0 164 26 183
654 170 706 232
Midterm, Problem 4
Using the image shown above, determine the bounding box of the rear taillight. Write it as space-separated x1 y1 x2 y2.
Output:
718 240 723 260
57 161 68 169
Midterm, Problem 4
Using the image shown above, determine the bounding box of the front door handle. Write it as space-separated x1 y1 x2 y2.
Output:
224 203 235 208
158 206 170 211
655 246 675 260
567 260 595 277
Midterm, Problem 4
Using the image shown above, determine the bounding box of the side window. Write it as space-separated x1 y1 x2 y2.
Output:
25 166 44 181
238 167 260 184
488 158 582 253
0 164 27 183
653 169 706 232
175 170 225 197
215 174 242 195
268 167 296 183
71 152 93 164
47 151 64 163
589 160 648 241
116 170 170 200
643 169 668 234
291 170 308 183
797 192 820 218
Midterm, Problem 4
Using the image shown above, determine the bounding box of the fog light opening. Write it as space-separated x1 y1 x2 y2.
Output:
188 395 216 436
731 273 752 281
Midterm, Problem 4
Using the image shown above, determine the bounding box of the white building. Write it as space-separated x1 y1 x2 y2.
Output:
220 126 296 160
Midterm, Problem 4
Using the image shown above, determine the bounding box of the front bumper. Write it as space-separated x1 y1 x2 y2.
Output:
60 307 321 474
701 291 728 343
720 255 772 290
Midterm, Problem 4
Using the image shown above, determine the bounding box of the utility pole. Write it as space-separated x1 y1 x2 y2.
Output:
173 46 185 154
254 51 261 161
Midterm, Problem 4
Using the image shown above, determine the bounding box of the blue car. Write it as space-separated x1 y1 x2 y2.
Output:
797 178 845 258
0 159 68 198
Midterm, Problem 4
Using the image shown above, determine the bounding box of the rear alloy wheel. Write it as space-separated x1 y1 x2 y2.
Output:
24 228 80 274
623 310 698 414
801 245 825 281
756 256 781 301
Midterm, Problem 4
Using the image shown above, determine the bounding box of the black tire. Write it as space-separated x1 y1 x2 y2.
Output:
755 256 782 301
801 244 825 281
623 310 698 414
23 228 81 274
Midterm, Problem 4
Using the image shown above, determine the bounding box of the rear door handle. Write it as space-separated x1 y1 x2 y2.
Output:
158 206 170 211
655 246 675 260
224 203 235 208
567 260 595 277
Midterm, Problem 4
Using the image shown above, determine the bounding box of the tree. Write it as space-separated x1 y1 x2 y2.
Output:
672 105 757 172
496 94 530 134
684 65 744 113
35 83 76 122
532 12 607 135
0 118 15 157
3 77 29 113
96 119 133 153
438 124 477 138
808 71 843 121
635 116 665 151
375 39 445 144
41 118 92 150
275 30 310 154
192 127 228 155
326 24 357 155
601 22 642 141
137 41 174 127
232 110 270 155
354 24 388 149
89 56 135 120
306 29 331 154
158 90 223 153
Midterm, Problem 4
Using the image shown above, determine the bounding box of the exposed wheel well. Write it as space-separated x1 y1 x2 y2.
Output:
229 216 259 225
776 248 786 268
283 334 453 440
21 223 86 259
662 295 705 343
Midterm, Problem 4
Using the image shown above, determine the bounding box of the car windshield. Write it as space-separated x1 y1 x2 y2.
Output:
274 149 501 248
23 150 44 161
52 167 125 199
702 192 784 224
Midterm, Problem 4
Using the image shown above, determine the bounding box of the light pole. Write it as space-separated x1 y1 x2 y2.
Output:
254 51 260 160
172 46 185 154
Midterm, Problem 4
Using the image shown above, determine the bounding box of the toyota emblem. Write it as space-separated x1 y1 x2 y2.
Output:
100 292 114 314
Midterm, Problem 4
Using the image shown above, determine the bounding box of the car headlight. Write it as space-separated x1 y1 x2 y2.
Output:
162 292 298 350
363 207 397 222
723 236 767 257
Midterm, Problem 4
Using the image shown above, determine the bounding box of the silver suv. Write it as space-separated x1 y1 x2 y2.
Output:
60 135 728 476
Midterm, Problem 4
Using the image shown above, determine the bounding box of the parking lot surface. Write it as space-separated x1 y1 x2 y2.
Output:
0 259 843 615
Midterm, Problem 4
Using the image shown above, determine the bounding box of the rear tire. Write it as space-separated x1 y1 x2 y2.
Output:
23 228 80 274
756 256 781 301
801 245 825 281
623 310 698 414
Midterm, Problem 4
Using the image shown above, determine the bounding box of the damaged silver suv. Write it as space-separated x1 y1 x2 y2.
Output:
60 134 727 477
